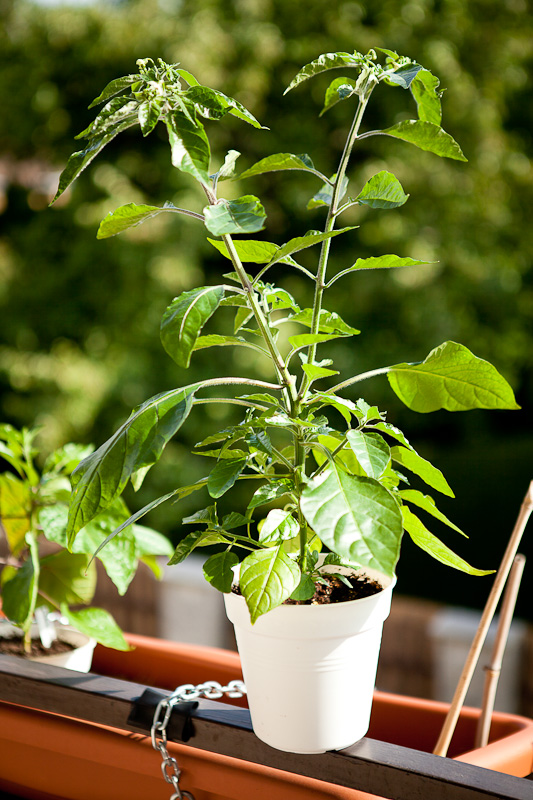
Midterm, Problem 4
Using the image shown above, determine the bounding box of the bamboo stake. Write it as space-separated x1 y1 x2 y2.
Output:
474 554 526 749
433 481 533 757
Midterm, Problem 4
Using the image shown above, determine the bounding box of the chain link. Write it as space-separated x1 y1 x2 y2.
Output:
151 680 247 800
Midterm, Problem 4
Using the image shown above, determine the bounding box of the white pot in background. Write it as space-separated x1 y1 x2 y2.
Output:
224 565 396 754
0 622 96 673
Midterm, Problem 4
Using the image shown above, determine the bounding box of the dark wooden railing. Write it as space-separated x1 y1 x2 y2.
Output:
0 654 531 800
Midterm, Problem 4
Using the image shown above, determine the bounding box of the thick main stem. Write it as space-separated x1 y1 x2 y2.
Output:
297 91 371 404
294 89 372 574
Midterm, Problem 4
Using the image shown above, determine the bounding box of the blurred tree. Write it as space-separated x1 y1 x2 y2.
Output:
1 0 531 614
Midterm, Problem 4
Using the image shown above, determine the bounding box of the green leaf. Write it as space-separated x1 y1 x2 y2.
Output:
185 85 263 129
138 99 161 136
204 196 266 236
320 77 358 116
63 606 131 650
248 479 293 509
284 52 364 94
355 171 409 209
258 509 299 544
302 364 339 381
67 387 195 542
290 308 359 336
88 74 140 108
73 510 138 597
76 96 137 140
222 512 251 530
216 149 241 181
97 202 184 239
289 333 342 349
51 113 138 203
410 69 442 125
267 228 355 267
166 109 211 185
39 551 96 606
344 254 432 272
402 507 493 575
160 286 224 368
1 557 36 626
168 530 225 565
193 334 259 353
208 457 247 498
0 473 31 555
387 342 520 412
182 505 218 526
208 237 297 266
399 489 465 536
245 430 273 456
301 465 402 576
383 63 422 89
203 551 240 593
239 546 301 622
383 120 467 161
290 574 317 601
391 445 454 497
372 421 413 450
346 431 391 479
239 152 318 179
307 175 348 210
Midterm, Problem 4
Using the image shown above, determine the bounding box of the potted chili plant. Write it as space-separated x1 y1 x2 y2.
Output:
50 48 519 751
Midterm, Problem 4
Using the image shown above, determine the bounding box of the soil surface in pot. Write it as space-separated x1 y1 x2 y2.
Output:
0 635 75 658
233 571 383 605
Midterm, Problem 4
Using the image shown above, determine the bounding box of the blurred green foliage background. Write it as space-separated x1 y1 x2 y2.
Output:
1 0 532 616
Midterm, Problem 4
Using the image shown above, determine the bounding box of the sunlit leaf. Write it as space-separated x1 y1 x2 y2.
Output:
64 605 131 650
387 342 520 412
67 387 195 542
402 507 492 575
301 465 402 575
88 74 140 108
166 109 211 184
160 286 224 368
391 445 454 497
239 546 300 622
410 69 442 125
346 430 391 479
204 196 266 235
239 152 318 179
97 202 190 239
284 51 365 94
258 509 299 543
320 77 358 116
383 120 467 161
399 489 465 535
185 85 263 128
355 171 409 209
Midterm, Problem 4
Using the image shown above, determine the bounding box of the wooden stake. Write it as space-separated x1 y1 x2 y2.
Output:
433 481 533 758
474 554 526 749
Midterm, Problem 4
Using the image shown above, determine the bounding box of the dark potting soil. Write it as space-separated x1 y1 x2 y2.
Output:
0 636 76 658
232 571 383 605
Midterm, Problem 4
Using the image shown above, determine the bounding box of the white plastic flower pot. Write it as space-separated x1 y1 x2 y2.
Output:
0 621 96 673
223 565 396 754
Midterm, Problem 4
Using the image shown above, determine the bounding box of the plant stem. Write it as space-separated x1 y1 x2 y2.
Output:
221 232 297 401
293 90 373 575
326 365 391 394
297 92 371 404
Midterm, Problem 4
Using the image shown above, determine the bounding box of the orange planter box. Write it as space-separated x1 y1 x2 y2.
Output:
0 633 532 800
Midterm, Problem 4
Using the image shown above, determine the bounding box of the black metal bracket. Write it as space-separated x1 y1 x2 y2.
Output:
127 688 198 742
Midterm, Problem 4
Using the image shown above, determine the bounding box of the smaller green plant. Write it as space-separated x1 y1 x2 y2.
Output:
0 424 172 654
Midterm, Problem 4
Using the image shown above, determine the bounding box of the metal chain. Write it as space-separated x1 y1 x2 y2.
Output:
151 680 247 800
